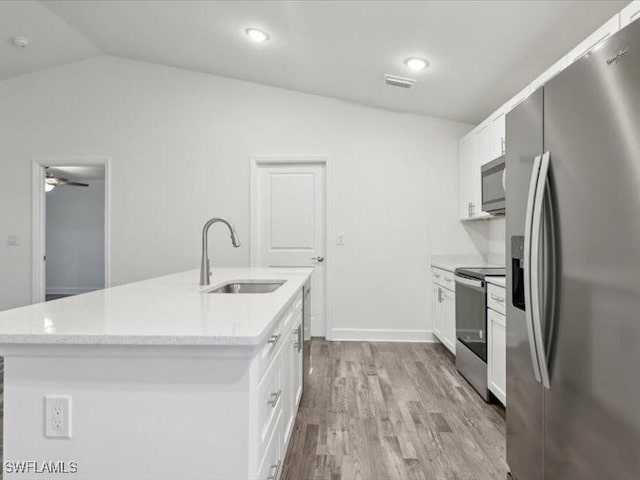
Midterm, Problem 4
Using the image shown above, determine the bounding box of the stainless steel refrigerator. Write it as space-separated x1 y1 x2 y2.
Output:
506 20 640 480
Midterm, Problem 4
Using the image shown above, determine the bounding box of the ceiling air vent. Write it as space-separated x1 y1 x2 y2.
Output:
384 74 415 89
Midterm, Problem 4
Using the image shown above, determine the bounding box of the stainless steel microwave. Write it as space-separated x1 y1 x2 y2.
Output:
481 155 506 214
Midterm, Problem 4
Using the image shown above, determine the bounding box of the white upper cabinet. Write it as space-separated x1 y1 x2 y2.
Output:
459 124 491 220
530 55 569 92
621 0 640 27
475 122 491 169
567 15 620 64
474 124 491 216
459 134 475 220
489 106 506 161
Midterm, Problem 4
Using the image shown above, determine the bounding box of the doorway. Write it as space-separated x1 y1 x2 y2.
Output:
32 158 111 303
250 156 331 339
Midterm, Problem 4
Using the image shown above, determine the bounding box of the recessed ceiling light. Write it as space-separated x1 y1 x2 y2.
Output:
404 57 429 71
245 28 270 43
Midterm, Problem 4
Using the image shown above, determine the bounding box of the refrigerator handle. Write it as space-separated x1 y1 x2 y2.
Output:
531 151 552 390
524 154 543 383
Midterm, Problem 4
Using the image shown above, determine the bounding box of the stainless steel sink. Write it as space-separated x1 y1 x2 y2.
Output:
206 280 286 294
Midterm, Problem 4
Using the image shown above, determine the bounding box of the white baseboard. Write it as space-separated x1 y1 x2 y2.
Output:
330 328 436 343
46 287 100 295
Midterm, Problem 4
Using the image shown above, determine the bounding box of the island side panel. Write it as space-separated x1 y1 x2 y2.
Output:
4 353 251 480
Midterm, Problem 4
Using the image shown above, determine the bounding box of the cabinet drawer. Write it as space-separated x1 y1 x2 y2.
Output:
281 291 303 330
432 267 455 291
257 293 303 381
487 283 506 315
256 409 282 480
258 322 283 377
257 352 282 461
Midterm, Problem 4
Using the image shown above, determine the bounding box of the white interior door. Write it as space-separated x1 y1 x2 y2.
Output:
253 162 326 337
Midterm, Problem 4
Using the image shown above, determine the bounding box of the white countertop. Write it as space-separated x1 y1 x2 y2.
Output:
0 268 312 347
431 254 505 273
486 276 506 288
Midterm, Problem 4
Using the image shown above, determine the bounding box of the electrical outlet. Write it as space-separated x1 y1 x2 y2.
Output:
7 235 18 247
45 396 72 438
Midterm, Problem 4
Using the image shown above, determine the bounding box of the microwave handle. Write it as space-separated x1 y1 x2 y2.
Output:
502 168 506 191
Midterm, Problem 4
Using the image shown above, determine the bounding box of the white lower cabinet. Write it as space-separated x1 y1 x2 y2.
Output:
250 293 304 480
283 321 303 447
487 284 506 406
432 284 444 340
432 267 456 355
441 288 456 354
257 417 282 480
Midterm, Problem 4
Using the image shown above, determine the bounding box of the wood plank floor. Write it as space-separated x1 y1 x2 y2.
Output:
282 339 507 480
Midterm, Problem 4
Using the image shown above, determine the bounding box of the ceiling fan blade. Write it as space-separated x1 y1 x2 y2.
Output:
46 176 64 186
65 181 89 187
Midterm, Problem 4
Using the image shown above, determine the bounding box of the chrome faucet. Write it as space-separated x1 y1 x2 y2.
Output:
200 217 241 286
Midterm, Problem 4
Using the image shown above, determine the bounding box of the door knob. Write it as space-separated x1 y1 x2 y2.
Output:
311 256 324 263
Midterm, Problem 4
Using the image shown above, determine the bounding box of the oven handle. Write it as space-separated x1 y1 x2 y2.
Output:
524 155 543 384
454 276 484 291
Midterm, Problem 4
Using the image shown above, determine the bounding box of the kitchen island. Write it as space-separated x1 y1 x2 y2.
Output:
0 267 312 480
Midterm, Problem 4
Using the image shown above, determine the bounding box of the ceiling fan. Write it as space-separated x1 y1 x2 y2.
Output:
45 168 89 192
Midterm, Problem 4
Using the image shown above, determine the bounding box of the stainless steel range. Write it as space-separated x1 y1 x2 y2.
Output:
454 267 505 401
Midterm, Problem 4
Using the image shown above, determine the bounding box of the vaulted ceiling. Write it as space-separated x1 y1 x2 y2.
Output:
2 0 629 123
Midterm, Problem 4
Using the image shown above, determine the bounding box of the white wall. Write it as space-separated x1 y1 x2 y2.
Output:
0 56 480 340
46 179 105 295
487 217 506 262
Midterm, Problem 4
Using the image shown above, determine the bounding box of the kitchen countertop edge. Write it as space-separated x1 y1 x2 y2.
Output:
0 268 313 348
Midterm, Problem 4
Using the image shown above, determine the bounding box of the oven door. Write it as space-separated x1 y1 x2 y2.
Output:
481 156 506 213
455 275 487 361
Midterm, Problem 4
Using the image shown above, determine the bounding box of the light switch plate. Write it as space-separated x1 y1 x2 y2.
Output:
7 235 18 247
337 233 344 245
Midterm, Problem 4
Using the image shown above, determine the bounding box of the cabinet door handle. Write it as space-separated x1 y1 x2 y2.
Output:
267 333 281 346
267 460 282 480
294 325 302 352
490 293 505 303
267 389 282 407
299 325 303 353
